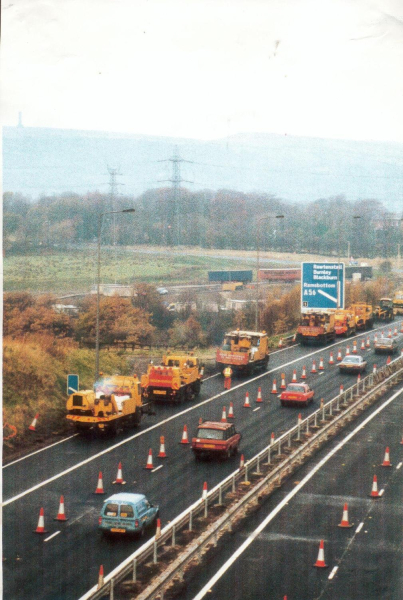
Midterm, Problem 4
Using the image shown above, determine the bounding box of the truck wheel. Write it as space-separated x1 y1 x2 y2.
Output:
192 380 201 395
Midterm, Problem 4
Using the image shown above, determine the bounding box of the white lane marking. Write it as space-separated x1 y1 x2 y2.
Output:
44 531 60 542
253 407 261 412
3 434 79 468
379 489 385 496
355 522 364 533
328 565 339 580
396 462 402 470
152 465 163 473
203 373 220 381
191 385 403 600
5 323 401 505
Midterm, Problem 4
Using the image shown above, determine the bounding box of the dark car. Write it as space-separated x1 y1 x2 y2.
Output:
280 383 314 407
191 421 241 459
374 337 398 354
338 355 367 374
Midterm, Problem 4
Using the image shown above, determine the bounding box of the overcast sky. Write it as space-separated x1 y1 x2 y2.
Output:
2 0 403 142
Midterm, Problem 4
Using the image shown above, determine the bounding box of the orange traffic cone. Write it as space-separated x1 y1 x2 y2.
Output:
329 352 334 365
373 364 377 374
346 346 350 355
297 413 302 426
202 481 208 500
29 413 39 431
180 425 189 444
145 448 154 470
386 356 391 365
155 518 162 539
157 436 167 458
270 432 275 445
94 471 105 494
271 380 278 395
352 341 357 354
337 348 342 361
278 338 283 348
113 462 126 484
34 507 48 534
239 454 245 469
221 406 227 422
381 446 392 467
311 360 317 374
97 565 104 590
388 329 392 338
313 540 328 568
369 475 380 498
360 340 365 351
54 495 68 521
301 365 307 379
280 373 286 389
256 387 263 403
366 337 370 348
244 392 251 407
291 370 297 383
319 357 325 370
228 401 235 419
357 373 361 384
338 503 353 528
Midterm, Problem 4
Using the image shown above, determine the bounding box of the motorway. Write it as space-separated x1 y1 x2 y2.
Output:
3 321 403 600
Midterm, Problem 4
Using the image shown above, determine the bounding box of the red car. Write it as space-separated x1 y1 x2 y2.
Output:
191 421 241 459
280 383 314 407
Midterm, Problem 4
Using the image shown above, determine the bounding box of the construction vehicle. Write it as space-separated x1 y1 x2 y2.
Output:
350 303 374 330
374 298 395 322
216 330 269 375
296 311 336 345
334 309 356 336
393 291 403 315
66 374 152 435
141 352 202 402
222 282 244 291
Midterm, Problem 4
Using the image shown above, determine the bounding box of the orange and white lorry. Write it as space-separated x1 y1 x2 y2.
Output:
141 352 202 402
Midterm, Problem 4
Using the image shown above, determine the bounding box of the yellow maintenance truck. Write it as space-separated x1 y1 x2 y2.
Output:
66 374 152 435
216 330 270 375
334 309 356 337
141 352 203 402
393 291 403 315
296 311 336 345
350 303 374 330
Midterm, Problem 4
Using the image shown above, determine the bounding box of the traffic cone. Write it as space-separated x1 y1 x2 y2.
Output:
155 518 161 539
381 446 392 467
319 357 324 370
291 370 297 383
297 413 302 426
157 436 167 458
292 333 297 342
338 503 353 528
256 387 263 403
244 392 251 407
346 346 350 356
200 366 204 377
313 540 328 568
228 401 235 419
357 373 361 384
337 348 342 361
94 471 105 494
360 339 365 351
386 356 391 365
352 341 357 354
239 454 245 469
329 352 334 365
145 448 154 470
271 380 278 395
199 417 203 425
311 360 317 374
29 413 39 431
33 507 48 534
221 406 227 422
180 425 189 444
373 364 377 374
369 475 380 498
339 384 344 395
280 373 286 389
54 495 68 521
388 328 392 338
278 338 283 348
113 462 126 484
270 432 275 445
301 365 307 379
97 565 104 590
202 481 208 500
366 337 371 348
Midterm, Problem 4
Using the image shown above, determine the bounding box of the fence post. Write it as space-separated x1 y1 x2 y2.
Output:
204 498 208 518
132 558 137 582
153 540 158 564
172 524 176 547
109 579 114 600
189 509 193 532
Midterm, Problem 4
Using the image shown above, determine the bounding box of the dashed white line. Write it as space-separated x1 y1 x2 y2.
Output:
44 531 60 542
328 565 339 580
253 407 261 412
379 489 385 496
355 522 364 533
396 462 402 470
152 465 163 473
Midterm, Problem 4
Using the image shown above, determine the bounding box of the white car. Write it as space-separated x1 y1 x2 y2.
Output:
156 287 168 295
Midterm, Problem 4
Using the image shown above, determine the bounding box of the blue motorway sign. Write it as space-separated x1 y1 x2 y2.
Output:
67 374 79 395
301 262 345 310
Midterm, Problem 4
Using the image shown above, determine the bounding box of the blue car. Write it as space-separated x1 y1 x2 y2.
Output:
98 493 159 536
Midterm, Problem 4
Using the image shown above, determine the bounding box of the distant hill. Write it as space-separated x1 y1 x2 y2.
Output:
3 125 402 210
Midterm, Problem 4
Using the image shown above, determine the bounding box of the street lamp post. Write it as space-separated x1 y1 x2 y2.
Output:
336 215 362 308
255 215 284 330
95 208 135 380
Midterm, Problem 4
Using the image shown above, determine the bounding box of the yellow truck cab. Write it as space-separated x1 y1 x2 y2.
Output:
393 291 403 315
216 330 269 375
350 303 374 330
296 311 336 345
141 352 202 402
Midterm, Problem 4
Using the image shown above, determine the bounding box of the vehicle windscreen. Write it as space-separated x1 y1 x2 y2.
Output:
286 385 305 393
378 338 392 345
197 428 225 440
343 356 360 363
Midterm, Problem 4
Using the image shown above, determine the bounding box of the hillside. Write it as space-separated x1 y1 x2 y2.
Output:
3 125 403 210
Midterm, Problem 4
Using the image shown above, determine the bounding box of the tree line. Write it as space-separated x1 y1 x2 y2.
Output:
3 189 402 258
